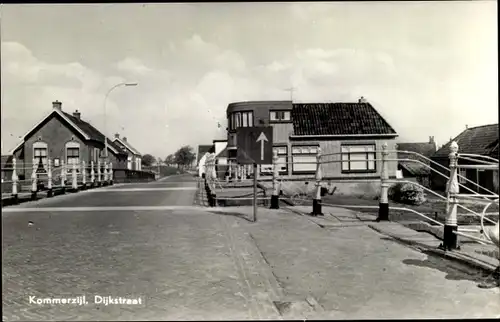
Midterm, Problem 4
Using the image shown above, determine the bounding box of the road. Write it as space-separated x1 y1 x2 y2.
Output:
2 174 499 320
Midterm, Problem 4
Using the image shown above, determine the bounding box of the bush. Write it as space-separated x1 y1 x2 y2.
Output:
388 182 426 205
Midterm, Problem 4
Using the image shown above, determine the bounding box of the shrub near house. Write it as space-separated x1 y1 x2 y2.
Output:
389 182 426 205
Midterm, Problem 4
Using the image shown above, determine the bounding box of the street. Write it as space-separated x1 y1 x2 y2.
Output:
2 174 500 320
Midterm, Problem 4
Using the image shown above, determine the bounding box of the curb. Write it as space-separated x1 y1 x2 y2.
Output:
368 224 498 275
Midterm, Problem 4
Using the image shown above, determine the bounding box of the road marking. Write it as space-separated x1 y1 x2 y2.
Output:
94 187 197 192
2 205 210 212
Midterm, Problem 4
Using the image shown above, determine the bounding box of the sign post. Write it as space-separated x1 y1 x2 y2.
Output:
236 126 273 223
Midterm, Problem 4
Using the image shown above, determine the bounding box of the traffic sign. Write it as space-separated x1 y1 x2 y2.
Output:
236 127 273 165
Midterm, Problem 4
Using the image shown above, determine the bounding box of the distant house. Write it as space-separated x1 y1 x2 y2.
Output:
430 124 499 194
226 97 399 180
396 136 437 187
213 139 228 180
112 134 142 171
9 101 128 180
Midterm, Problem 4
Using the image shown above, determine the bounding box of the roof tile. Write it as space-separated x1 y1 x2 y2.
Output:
292 103 397 136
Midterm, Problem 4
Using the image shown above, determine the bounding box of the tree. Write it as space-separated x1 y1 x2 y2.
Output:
141 154 156 167
174 145 196 169
164 154 176 166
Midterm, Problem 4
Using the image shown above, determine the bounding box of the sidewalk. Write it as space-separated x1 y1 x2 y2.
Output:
207 205 500 319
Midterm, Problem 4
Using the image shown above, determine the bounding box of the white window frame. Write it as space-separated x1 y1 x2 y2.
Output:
127 155 132 170
291 145 318 173
33 141 48 173
65 141 80 172
341 144 376 173
270 110 291 122
231 111 253 130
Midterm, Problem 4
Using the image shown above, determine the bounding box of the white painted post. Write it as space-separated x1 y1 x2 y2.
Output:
104 162 109 183
109 161 113 184
270 150 280 209
90 161 95 186
441 141 460 251
11 157 18 198
97 159 102 184
72 161 78 190
311 147 323 216
377 143 390 221
47 158 53 197
81 161 86 188
61 160 67 189
228 160 232 182
31 158 38 199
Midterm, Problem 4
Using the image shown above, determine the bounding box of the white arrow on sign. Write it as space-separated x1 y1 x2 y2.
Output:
256 132 268 161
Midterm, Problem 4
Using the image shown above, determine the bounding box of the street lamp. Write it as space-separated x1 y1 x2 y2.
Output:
103 82 138 159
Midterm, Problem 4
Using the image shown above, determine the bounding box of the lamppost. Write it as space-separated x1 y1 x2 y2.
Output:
103 82 138 160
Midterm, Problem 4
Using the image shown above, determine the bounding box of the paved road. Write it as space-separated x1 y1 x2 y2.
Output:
2 174 499 320
3 174 280 321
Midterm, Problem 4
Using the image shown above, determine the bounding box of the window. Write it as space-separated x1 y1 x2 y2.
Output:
65 141 80 172
261 146 288 174
341 144 376 173
33 142 48 173
292 145 319 173
93 148 101 163
458 168 466 184
230 111 253 130
270 110 291 122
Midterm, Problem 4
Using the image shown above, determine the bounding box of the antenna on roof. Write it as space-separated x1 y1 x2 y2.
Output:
284 87 296 101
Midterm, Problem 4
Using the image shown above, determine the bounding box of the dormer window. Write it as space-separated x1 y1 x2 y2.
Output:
270 110 291 122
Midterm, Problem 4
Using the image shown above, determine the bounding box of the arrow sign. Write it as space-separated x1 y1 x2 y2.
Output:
236 126 273 165
256 132 268 161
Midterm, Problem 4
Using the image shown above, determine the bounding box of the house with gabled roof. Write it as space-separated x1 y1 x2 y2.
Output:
395 137 437 187
112 134 142 171
9 100 128 180
225 97 399 181
431 124 499 194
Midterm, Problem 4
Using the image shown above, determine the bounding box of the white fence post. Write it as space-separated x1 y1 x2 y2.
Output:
377 143 390 221
82 161 86 189
270 150 280 209
311 147 323 216
61 160 67 189
97 160 102 185
90 161 95 186
441 141 460 251
72 161 78 190
109 161 114 185
47 158 53 197
11 157 18 199
31 158 38 200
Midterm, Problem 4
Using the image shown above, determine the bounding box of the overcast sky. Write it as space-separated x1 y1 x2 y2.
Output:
1 2 497 158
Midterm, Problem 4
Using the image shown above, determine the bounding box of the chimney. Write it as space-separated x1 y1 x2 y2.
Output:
72 110 81 120
115 133 120 139
123 137 127 142
358 96 367 103
52 100 62 111
429 136 435 144
465 124 468 129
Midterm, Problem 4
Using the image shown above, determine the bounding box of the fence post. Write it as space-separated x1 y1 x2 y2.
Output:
81 161 86 190
311 147 323 216
47 158 53 197
210 154 217 206
31 158 37 200
72 161 78 190
377 143 390 221
228 161 232 182
11 157 18 202
97 160 102 185
104 162 109 184
90 161 95 187
61 160 67 191
109 162 114 185
440 141 460 251
270 150 280 209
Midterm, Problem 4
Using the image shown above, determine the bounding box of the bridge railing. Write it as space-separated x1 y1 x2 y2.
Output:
201 142 499 251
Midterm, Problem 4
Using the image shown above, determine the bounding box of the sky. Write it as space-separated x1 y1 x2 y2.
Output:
1 1 498 158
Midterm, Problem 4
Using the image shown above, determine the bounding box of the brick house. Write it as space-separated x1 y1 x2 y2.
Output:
431 124 499 194
396 137 438 187
112 134 142 171
9 101 128 180
226 97 399 182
